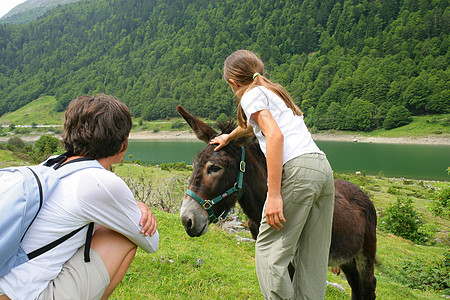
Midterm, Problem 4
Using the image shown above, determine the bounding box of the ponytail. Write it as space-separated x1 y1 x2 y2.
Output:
224 50 302 128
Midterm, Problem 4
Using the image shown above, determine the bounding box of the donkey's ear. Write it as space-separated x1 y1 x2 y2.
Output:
176 105 217 143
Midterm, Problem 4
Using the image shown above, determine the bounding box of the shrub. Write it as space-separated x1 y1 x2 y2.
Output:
442 116 450 127
15 127 33 134
344 98 377 131
397 247 450 295
428 185 450 219
160 162 192 171
7 137 26 150
121 168 188 213
216 113 229 125
383 105 412 129
35 135 61 156
387 186 401 195
171 120 184 129
379 197 432 244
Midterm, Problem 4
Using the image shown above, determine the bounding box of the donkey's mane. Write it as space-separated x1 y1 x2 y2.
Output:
217 118 238 134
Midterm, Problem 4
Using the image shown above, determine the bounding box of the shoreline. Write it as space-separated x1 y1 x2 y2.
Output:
131 130 450 145
0 130 449 145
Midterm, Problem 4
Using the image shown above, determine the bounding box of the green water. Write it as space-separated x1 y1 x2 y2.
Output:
125 140 450 181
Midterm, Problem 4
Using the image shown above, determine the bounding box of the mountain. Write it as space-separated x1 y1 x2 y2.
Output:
0 0 448 131
0 0 81 25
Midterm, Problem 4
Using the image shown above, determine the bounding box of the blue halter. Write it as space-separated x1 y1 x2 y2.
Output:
185 146 246 223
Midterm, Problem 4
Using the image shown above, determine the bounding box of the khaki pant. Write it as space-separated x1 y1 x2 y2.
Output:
39 246 110 300
255 153 335 300
0 247 109 300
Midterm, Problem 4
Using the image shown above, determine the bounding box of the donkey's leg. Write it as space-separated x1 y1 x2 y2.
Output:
358 204 377 300
247 218 259 240
359 243 377 299
340 259 363 300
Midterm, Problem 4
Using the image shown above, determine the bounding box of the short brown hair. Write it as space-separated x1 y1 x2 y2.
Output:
62 94 132 159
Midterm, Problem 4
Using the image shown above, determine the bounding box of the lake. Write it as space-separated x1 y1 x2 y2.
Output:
125 140 450 181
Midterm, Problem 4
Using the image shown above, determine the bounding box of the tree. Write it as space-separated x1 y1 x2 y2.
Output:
344 98 377 131
304 107 315 128
426 90 450 114
324 102 345 130
35 135 60 156
7 136 25 150
383 105 412 129
0 0 447 127
403 74 431 115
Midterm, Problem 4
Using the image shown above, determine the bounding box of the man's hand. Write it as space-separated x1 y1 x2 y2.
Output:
137 201 157 236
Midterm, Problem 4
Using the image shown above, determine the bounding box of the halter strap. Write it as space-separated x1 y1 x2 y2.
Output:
186 146 246 223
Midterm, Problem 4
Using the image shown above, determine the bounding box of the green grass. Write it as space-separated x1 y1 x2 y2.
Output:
112 210 261 299
0 149 29 168
364 114 450 138
110 210 448 299
109 166 449 299
313 114 450 140
0 96 64 125
2 153 449 299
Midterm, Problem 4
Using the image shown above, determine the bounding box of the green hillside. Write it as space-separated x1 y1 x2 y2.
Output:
0 0 448 131
0 95 63 125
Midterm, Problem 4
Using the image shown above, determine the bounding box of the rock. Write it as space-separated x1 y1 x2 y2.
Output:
326 281 345 292
196 258 204 268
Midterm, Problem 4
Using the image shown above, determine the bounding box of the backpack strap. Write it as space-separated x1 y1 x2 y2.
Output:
43 152 103 177
26 154 103 263
27 223 95 263
84 223 94 262
27 225 87 260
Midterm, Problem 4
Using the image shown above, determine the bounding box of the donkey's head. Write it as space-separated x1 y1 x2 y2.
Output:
177 106 251 237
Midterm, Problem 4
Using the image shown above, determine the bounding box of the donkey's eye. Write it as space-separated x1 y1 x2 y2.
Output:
207 165 222 174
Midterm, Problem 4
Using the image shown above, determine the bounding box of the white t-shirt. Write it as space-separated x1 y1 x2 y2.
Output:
240 86 323 165
0 166 159 300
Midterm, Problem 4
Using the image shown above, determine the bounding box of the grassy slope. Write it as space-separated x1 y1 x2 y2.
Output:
0 153 448 298
0 96 64 125
362 114 450 138
110 212 447 299
111 164 449 300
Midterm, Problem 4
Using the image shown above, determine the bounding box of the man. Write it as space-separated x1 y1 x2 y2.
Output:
0 94 159 300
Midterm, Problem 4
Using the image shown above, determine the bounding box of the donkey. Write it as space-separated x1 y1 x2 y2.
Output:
177 105 377 300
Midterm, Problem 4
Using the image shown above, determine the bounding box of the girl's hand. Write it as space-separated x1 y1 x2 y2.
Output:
137 201 157 236
210 134 230 151
265 194 286 230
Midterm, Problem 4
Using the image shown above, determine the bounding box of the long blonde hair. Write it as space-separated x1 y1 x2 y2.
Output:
223 50 302 128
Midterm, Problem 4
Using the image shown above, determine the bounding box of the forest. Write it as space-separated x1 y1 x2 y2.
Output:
0 0 448 131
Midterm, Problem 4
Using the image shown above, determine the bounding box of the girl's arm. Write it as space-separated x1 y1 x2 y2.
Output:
210 123 253 151
252 109 286 230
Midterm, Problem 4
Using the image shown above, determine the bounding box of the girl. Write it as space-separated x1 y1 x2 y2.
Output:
211 50 335 299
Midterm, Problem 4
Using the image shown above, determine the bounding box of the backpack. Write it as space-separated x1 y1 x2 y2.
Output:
0 154 104 277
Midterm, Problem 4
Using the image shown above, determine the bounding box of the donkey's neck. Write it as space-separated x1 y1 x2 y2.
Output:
239 144 267 227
